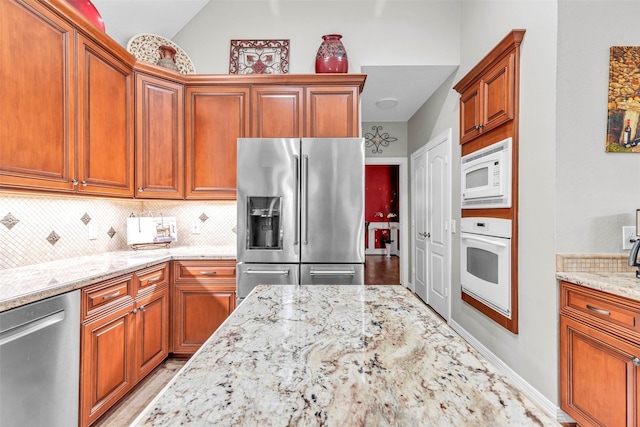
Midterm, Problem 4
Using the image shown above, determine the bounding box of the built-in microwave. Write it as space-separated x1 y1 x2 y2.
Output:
461 137 511 209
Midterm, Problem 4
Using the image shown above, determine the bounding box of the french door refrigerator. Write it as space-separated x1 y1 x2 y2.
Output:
236 137 365 301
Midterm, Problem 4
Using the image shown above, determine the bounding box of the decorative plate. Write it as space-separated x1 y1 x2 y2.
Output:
127 33 196 74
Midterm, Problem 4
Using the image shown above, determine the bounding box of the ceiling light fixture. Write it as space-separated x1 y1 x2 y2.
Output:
376 98 398 109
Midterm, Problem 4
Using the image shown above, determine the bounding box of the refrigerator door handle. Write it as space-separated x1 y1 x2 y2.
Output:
302 154 309 245
245 269 290 276
310 269 356 276
293 155 300 245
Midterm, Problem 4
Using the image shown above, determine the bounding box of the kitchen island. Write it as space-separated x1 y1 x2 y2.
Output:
133 285 558 426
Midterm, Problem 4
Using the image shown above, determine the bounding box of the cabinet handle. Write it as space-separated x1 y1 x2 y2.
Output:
586 304 610 316
146 276 161 283
102 292 120 301
199 271 217 276
633 357 640 367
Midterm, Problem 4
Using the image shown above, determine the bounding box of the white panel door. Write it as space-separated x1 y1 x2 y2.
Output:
411 148 428 302
411 129 451 321
426 133 451 321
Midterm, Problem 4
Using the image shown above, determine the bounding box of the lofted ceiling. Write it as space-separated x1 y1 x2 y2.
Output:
90 0 457 123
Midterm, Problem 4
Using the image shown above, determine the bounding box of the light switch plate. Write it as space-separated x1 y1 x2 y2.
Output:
622 226 637 250
88 223 97 240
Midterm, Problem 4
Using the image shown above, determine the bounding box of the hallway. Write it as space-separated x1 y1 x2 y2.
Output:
364 255 400 285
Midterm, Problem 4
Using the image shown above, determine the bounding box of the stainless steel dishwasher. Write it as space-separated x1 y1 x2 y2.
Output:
0 290 80 427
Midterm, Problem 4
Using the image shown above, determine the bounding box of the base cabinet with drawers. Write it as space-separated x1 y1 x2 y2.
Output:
79 263 169 427
171 260 236 356
560 280 640 427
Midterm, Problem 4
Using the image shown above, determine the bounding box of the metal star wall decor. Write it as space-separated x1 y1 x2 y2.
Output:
364 125 398 154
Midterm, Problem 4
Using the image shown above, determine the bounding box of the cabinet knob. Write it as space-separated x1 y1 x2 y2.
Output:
131 308 137 314
81 180 87 186
72 179 78 185
138 187 144 192
632 357 640 366
139 305 145 311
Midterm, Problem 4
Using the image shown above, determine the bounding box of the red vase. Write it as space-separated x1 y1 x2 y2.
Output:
315 34 348 73
65 0 105 32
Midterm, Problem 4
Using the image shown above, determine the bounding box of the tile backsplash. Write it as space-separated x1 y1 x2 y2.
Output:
0 193 237 269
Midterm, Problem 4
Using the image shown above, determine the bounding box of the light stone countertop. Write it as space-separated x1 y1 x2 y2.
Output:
0 245 236 312
133 284 559 427
556 271 640 302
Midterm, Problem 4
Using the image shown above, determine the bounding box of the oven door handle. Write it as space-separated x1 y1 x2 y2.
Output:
460 234 508 248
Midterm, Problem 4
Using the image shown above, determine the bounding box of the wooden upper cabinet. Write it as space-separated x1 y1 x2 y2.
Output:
0 0 76 192
77 33 135 197
454 30 524 145
135 73 185 198
305 85 359 137
251 86 304 138
185 86 249 199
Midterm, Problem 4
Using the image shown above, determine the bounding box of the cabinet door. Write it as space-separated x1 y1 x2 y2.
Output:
77 33 134 197
561 315 640 427
135 73 185 198
80 304 135 427
172 285 236 355
305 86 359 137
481 53 514 134
185 86 249 199
134 286 169 382
251 86 303 138
0 0 76 192
459 85 481 144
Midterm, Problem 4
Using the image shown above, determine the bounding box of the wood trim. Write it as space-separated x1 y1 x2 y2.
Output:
453 29 525 93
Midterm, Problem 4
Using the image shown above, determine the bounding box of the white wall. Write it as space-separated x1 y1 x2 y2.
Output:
556 0 640 253
409 0 560 406
173 0 460 74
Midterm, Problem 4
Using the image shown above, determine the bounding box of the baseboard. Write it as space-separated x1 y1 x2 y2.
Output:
448 319 575 424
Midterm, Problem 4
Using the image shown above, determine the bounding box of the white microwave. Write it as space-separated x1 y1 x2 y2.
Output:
461 137 511 209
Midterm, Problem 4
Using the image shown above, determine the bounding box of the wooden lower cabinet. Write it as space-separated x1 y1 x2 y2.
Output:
171 260 236 356
80 301 135 427
134 286 169 382
80 263 169 427
560 281 640 427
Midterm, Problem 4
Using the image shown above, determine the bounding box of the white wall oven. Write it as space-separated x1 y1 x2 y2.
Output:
460 217 512 318
461 137 511 209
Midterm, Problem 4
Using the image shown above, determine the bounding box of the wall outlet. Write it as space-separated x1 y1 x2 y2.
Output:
191 221 201 234
622 226 637 250
88 223 97 240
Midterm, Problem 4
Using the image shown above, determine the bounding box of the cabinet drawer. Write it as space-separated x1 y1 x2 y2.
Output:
82 274 133 319
136 263 168 294
561 281 640 339
173 260 236 284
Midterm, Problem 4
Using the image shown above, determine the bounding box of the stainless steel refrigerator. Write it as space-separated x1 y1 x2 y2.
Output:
236 137 365 300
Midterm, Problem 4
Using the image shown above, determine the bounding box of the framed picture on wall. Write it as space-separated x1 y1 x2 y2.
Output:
607 46 640 152
229 39 290 74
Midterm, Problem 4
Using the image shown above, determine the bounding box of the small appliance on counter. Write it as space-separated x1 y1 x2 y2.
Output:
127 215 177 249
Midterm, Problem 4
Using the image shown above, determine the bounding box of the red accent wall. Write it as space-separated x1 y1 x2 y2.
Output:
365 165 399 248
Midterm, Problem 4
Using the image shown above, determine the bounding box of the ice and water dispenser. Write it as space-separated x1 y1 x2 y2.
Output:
247 197 282 249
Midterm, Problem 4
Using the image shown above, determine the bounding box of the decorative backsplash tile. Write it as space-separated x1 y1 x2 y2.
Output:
0 193 237 270
556 253 636 272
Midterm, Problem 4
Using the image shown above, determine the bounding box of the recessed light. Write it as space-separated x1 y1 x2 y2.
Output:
376 98 398 109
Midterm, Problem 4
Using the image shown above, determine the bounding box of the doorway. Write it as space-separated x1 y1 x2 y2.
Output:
364 157 408 287
411 129 452 321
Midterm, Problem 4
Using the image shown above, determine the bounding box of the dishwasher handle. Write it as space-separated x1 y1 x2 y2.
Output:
0 310 65 346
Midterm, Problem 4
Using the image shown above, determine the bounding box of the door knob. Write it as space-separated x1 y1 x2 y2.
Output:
419 232 430 238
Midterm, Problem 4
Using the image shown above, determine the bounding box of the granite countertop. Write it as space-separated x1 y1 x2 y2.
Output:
556 271 640 302
0 245 236 312
133 285 559 426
